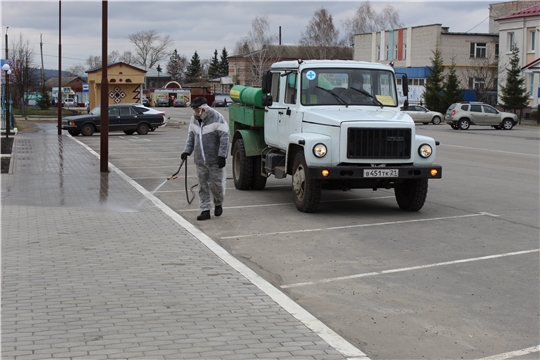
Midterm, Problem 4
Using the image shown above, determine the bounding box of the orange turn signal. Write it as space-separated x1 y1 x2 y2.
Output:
321 169 330 177
430 169 439 177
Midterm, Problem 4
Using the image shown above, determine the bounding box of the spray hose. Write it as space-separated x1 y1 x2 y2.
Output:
167 159 198 204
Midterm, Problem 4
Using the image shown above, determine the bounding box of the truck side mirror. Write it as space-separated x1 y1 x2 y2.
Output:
262 94 273 107
262 70 272 94
402 74 409 97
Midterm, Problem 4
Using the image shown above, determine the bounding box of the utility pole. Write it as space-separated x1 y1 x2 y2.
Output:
40 34 45 82
100 0 109 172
57 1 62 135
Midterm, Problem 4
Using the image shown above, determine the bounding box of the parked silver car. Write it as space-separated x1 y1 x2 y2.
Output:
401 105 443 125
445 102 518 130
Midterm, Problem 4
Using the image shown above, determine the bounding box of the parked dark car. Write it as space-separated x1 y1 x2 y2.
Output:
212 96 231 107
173 98 187 107
157 98 170 107
61 104 166 136
142 98 150 106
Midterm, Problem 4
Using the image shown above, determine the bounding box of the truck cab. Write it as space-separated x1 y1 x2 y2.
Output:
229 60 441 213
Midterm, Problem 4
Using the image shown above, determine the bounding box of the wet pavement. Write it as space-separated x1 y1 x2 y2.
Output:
1 125 368 359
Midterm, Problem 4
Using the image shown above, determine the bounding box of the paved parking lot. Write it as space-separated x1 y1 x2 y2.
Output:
71 107 539 359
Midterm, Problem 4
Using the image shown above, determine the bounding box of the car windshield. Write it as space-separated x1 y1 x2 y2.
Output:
300 68 398 107
90 106 101 115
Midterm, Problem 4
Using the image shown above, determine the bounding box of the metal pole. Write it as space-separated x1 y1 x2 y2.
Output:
57 0 62 135
4 69 9 138
100 0 109 172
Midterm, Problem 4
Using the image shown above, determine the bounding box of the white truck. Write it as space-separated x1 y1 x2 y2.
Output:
228 59 441 213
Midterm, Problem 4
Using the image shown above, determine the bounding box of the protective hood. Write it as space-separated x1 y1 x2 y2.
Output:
302 107 410 127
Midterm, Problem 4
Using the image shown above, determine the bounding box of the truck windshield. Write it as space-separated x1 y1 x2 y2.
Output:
300 68 398 107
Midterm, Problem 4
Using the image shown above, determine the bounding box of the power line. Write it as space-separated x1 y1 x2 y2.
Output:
466 16 488 33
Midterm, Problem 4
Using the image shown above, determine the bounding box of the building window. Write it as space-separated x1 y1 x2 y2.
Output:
385 45 389 60
508 32 515 52
528 74 534 98
376 46 380 60
529 30 536 52
470 43 487 58
403 44 407 60
394 45 398 59
469 77 485 90
495 43 499 59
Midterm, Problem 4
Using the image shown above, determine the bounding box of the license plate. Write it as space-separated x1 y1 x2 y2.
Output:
363 169 398 177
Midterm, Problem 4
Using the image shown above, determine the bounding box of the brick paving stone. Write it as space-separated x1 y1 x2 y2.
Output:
1 129 355 360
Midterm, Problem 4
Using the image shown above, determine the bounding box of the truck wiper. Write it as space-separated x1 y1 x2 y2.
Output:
315 86 348 106
349 87 384 108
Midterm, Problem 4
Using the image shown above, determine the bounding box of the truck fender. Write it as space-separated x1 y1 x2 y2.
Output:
413 134 437 165
288 133 333 167
232 129 265 157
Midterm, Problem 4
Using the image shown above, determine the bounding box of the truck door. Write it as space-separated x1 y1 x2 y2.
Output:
264 72 283 148
278 72 300 149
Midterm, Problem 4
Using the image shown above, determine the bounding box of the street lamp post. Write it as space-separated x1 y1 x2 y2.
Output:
2 63 11 138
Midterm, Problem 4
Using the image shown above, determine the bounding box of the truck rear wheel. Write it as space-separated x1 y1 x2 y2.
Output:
395 179 428 211
232 139 254 190
292 151 321 213
251 157 267 190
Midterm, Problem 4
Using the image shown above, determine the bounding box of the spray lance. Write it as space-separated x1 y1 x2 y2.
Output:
167 158 198 204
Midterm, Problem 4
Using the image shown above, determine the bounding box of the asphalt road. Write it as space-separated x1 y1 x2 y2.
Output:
73 106 540 360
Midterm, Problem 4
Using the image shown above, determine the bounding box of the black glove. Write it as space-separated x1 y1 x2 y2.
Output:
218 156 226 168
181 152 189 161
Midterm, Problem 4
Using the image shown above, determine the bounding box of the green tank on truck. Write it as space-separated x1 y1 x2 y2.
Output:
228 59 442 213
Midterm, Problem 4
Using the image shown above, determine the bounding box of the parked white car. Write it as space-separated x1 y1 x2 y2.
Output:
401 105 443 125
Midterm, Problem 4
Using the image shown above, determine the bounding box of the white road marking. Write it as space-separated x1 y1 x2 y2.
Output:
281 249 539 289
476 345 540 360
73 136 369 360
221 212 498 240
175 196 396 212
442 144 540 157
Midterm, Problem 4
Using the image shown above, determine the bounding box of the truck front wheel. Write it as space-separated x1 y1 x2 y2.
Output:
232 139 254 190
292 151 322 213
395 179 428 211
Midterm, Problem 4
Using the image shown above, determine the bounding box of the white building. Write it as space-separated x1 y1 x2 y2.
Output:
495 3 540 108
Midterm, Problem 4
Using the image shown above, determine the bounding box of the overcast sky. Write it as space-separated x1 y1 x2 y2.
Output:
2 0 494 71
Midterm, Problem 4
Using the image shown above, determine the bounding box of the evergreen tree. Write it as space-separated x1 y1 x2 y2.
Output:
208 50 220 79
499 46 529 117
442 59 463 111
166 49 184 82
186 51 202 83
37 84 51 110
423 48 445 113
219 47 229 77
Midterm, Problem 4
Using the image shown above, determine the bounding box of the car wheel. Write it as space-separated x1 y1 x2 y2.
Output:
136 123 149 135
68 130 80 136
80 124 95 136
493 125 502 130
395 179 428 211
431 116 441 125
292 151 322 213
458 119 470 130
451 124 459 130
123 130 135 135
232 138 254 190
501 119 514 130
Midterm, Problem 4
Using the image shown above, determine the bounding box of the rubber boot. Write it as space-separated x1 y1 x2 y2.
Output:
197 210 211 221
214 205 223 217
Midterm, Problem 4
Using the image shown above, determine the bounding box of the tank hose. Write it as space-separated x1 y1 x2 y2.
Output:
167 159 198 204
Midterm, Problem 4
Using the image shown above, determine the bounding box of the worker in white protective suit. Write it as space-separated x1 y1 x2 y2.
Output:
181 97 229 220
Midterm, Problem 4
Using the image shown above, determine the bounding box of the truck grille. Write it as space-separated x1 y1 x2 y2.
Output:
347 128 411 159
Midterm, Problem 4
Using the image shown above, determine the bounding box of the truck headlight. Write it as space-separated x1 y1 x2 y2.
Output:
418 144 433 158
313 143 327 158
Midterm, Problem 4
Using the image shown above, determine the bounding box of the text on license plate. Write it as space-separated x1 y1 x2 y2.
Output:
363 169 399 177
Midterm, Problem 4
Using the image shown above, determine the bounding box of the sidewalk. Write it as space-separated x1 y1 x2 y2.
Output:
1 125 367 360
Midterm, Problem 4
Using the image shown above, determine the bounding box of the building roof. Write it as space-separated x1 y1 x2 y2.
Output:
522 58 540 73
86 61 147 74
495 3 540 21
45 76 86 88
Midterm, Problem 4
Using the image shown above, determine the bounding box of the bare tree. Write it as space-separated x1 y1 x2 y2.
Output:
119 51 133 65
342 1 403 46
128 30 173 69
86 55 102 69
108 50 120 63
234 16 281 86
466 50 499 104
9 34 39 115
67 64 86 77
298 7 345 59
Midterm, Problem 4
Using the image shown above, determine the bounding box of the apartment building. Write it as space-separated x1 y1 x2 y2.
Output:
353 24 499 104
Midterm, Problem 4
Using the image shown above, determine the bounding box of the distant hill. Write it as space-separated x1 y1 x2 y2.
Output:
42 68 84 80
